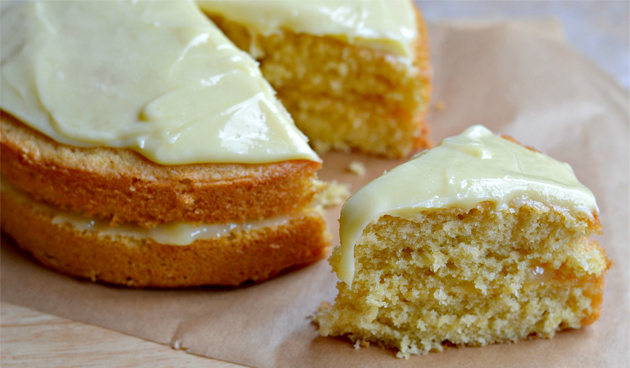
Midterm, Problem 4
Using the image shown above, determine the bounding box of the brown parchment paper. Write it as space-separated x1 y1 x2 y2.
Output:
2 20 629 368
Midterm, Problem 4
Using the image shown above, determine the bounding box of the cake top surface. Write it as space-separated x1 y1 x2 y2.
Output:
0 0 319 165
196 0 418 59
336 125 599 286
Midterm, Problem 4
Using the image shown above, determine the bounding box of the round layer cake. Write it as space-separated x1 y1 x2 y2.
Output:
0 0 330 287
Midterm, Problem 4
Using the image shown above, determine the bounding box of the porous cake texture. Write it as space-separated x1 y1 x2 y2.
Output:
315 126 610 357
202 6 432 158
318 202 609 357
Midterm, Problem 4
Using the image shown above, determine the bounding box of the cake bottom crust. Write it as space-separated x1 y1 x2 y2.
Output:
1 189 331 287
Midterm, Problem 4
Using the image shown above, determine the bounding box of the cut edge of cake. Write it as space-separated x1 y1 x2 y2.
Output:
316 201 610 357
314 125 611 357
202 5 432 158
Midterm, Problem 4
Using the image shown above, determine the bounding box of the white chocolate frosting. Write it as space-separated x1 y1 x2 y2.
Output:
51 212 291 246
337 125 599 286
196 0 418 59
0 0 318 165
1 176 291 246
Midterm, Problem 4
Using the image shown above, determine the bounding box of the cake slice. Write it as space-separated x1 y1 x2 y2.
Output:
197 0 432 157
0 0 330 287
316 125 611 357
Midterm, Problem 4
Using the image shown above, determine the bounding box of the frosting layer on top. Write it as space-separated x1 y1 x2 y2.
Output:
196 0 418 59
0 0 318 165
337 125 599 286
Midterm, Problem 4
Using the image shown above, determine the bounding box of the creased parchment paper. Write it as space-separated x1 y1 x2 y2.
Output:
2 20 628 368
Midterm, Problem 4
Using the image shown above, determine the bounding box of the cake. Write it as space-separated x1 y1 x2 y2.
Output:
315 125 611 357
0 0 330 287
197 0 432 158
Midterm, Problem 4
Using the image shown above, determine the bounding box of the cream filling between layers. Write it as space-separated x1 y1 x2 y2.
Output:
0 0 318 165
196 0 418 60
1 177 293 246
337 125 599 286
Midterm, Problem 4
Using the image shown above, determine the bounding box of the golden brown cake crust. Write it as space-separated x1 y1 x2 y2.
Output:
1 187 331 287
1 112 322 227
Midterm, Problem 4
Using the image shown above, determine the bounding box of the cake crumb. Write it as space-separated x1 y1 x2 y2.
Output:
347 161 366 177
316 180 351 208
353 340 370 350
434 100 447 111
88 270 100 282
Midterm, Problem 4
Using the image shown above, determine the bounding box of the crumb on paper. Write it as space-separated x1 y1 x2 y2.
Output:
353 340 370 350
347 160 366 177
88 270 100 282
316 180 351 208
434 100 447 111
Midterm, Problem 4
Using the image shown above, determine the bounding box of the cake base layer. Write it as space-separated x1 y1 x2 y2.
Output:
206 8 432 158
1 112 322 227
316 202 610 357
1 187 331 287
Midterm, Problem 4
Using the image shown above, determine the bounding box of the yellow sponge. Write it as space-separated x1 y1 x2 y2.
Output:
315 126 611 357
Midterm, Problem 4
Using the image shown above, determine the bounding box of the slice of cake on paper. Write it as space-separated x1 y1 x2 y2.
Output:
315 125 611 357
197 0 432 158
0 0 330 287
